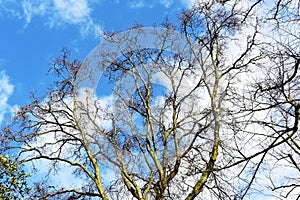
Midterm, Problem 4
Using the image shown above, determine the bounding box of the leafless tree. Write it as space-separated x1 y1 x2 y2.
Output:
1 0 299 199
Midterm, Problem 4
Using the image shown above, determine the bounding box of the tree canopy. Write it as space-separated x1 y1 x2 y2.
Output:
0 154 30 200
1 0 299 199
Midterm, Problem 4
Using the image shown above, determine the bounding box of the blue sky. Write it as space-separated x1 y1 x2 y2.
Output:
0 0 192 125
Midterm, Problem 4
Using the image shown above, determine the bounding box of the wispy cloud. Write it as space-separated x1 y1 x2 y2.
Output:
0 0 103 37
0 71 17 124
128 0 148 9
49 0 103 36
53 0 91 24
159 0 174 8
128 0 174 9
21 0 48 27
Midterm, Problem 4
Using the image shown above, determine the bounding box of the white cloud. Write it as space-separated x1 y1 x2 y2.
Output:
21 0 48 26
159 0 173 8
53 0 91 24
129 0 173 9
0 0 103 37
0 71 15 124
128 0 147 8
49 0 103 36
0 1 20 18
79 17 103 37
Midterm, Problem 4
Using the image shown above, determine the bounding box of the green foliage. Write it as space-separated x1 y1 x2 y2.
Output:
0 154 30 200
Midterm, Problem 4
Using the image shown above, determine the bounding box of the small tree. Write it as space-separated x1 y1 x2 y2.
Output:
0 154 30 199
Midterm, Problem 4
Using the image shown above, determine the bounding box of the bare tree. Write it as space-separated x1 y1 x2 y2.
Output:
180 0 300 199
1 0 299 199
